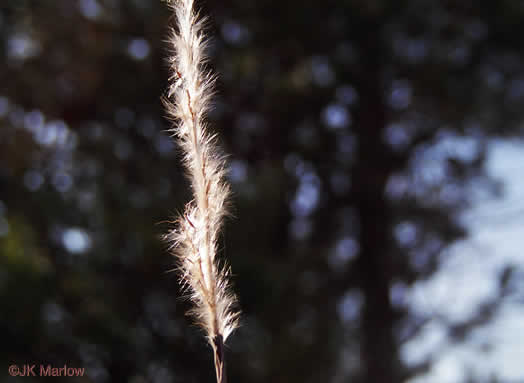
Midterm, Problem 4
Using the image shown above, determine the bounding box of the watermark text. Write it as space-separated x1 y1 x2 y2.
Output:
9 364 85 377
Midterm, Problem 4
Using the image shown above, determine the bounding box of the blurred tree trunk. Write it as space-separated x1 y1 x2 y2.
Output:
353 18 402 383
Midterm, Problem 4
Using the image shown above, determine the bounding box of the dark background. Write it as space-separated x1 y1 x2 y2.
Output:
1 0 524 382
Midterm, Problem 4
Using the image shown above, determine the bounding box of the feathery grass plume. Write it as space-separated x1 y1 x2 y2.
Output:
162 0 240 382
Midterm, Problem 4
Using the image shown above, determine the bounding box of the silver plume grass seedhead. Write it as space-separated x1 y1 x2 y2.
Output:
162 0 240 382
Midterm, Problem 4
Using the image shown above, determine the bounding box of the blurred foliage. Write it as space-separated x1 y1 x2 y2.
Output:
1 0 524 382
